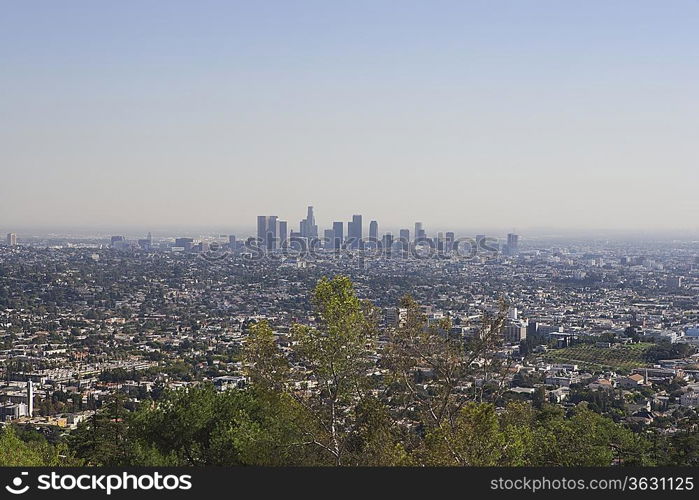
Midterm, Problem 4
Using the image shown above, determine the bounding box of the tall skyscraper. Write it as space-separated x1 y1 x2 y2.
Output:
414 222 426 241
382 233 393 252
300 206 318 239
348 215 362 248
445 232 455 253
507 233 519 249
369 220 378 240
267 216 278 250
257 216 267 243
6 233 17 246
278 221 288 247
323 229 334 248
399 228 410 254
332 221 344 250
256 216 279 250
435 232 444 252
507 233 519 255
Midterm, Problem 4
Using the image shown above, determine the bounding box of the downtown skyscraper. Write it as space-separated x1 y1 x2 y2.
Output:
348 215 362 249
300 206 318 239
332 221 344 250
369 220 378 240
257 215 278 250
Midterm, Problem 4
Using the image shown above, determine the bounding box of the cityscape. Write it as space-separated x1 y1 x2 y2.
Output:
2 211 699 466
106 206 518 257
2 0 699 486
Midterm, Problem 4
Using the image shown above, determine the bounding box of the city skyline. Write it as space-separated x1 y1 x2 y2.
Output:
2 1 699 231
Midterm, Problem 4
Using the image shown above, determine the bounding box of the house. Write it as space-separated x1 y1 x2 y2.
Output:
587 378 615 390
545 375 574 388
548 387 570 403
616 373 645 389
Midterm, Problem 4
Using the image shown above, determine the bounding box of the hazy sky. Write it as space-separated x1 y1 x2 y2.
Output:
2 1 698 234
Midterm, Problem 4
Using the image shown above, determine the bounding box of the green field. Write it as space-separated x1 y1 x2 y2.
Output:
539 342 653 371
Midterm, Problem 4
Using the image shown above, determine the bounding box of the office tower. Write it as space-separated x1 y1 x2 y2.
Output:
323 229 334 248
348 215 362 248
399 228 410 254
414 222 426 241
110 235 124 245
267 216 278 250
382 233 393 252
332 221 344 250
175 237 194 251
353 215 362 239
506 233 519 255
369 220 378 240
300 206 318 239
257 215 279 250
436 232 444 252
278 221 288 247
257 216 267 242
446 232 455 253
507 233 519 249
6 233 17 246
228 235 236 250
27 380 34 418
414 222 422 241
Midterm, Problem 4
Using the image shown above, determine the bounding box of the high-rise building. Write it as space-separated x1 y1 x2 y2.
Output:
6 233 17 246
382 233 393 252
257 215 279 250
278 221 288 247
369 220 378 240
436 232 444 252
348 215 362 248
323 229 334 248
399 228 410 254
228 235 236 250
445 232 455 253
332 221 344 250
506 233 519 255
507 233 519 249
503 320 528 343
300 206 318 239
414 222 426 241
267 216 278 250
257 216 267 243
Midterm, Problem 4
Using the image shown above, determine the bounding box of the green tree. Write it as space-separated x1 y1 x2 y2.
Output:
0 427 77 466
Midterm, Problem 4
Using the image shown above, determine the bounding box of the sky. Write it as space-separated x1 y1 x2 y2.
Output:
1 1 698 235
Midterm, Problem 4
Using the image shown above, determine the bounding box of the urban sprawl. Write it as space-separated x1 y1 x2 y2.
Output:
2 206 699 465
